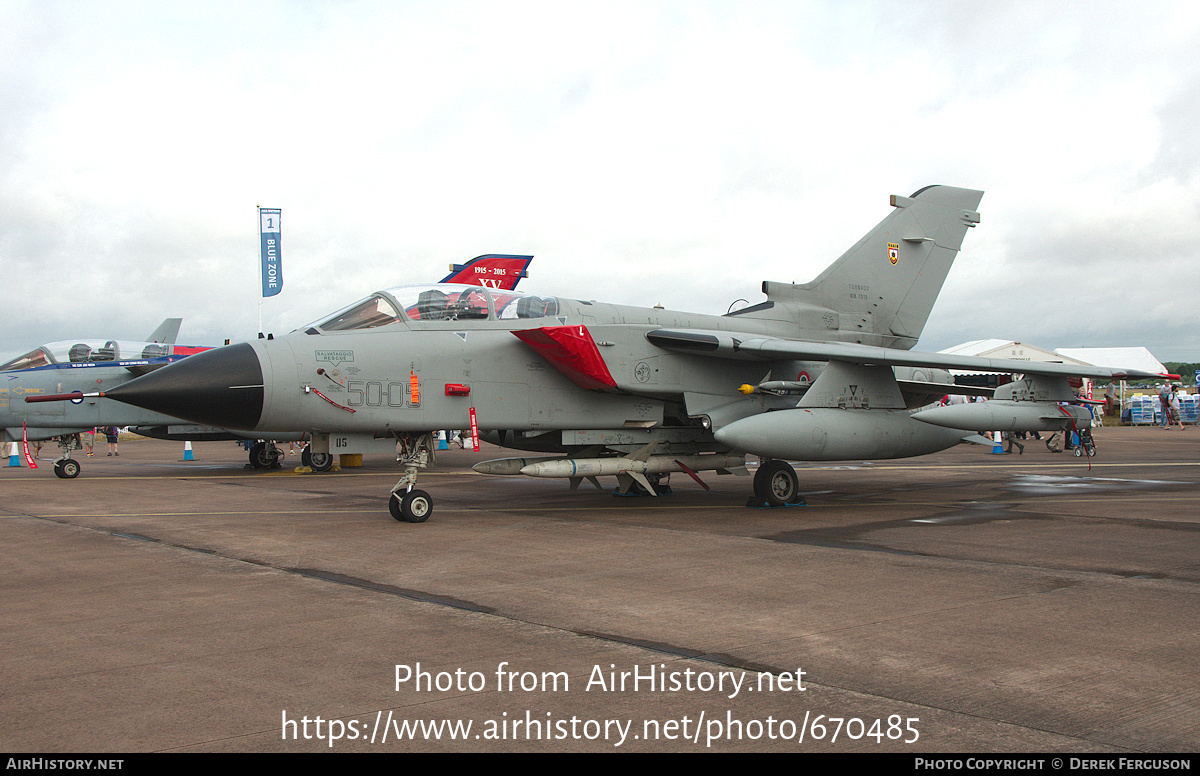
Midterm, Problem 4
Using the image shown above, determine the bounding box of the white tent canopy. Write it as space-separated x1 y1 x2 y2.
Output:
1054 347 1166 376
937 340 1089 373
939 341 1166 376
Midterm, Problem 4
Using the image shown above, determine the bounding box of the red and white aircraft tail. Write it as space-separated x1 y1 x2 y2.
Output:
440 254 532 290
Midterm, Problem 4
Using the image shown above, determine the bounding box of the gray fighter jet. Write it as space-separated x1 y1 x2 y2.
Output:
0 320 296 475
33 186 1173 519
1 318 211 476
7 254 534 477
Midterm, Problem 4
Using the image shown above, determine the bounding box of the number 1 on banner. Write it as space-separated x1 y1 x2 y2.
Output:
259 207 283 299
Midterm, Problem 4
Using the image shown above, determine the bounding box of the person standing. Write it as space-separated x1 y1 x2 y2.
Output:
1169 385 1186 430
1104 382 1118 418
103 426 119 456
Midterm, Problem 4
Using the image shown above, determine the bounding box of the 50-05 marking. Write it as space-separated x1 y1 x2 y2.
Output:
345 380 417 408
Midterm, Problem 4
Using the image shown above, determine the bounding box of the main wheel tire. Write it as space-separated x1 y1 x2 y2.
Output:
752 465 769 496
249 442 267 469
754 459 799 507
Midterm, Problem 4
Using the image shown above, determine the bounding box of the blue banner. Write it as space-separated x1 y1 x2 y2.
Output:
259 208 282 298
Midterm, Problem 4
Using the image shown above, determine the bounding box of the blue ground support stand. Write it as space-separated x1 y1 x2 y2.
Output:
746 496 808 508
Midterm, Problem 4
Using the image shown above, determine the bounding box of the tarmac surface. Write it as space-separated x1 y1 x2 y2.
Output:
2 427 1198 752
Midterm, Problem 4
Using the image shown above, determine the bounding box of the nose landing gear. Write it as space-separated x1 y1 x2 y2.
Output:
388 432 437 523
52 434 83 479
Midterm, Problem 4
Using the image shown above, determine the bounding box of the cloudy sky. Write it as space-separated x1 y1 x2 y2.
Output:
2 0 1197 365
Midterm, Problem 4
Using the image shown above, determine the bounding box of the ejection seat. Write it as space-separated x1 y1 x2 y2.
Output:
516 295 558 318
68 344 92 363
417 289 449 320
92 341 119 361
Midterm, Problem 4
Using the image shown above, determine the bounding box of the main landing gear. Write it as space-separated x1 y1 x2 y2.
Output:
388 432 436 523
748 459 804 507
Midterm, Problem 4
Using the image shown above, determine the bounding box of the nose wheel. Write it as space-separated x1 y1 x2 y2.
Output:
389 489 433 523
53 458 81 479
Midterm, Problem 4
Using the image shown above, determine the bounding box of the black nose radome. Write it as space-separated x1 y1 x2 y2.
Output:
107 342 264 431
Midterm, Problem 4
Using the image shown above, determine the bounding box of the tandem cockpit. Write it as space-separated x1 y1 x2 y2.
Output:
0 339 203 373
304 284 562 334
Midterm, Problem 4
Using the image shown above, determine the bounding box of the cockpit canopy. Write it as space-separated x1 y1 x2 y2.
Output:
0 339 178 372
310 284 561 332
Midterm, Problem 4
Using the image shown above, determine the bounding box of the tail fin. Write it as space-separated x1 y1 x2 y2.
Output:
755 185 982 350
441 254 532 290
145 318 182 344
